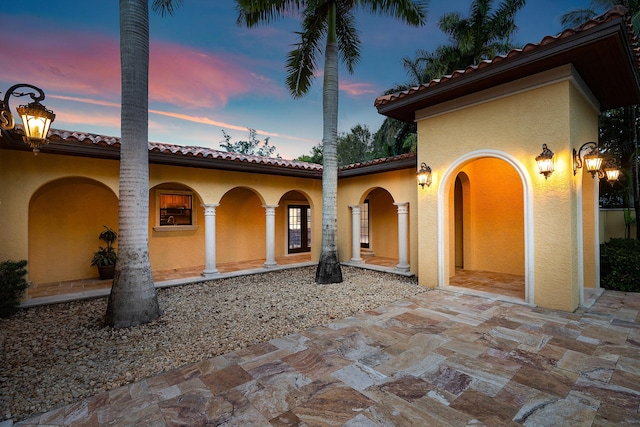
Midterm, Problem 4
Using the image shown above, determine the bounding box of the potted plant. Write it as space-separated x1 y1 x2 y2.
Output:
91 226 117 279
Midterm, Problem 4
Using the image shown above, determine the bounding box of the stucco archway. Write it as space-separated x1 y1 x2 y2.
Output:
438 150 534 304
29 177 118 285
149 182 205 273
359 187 399 261
217 187 267 265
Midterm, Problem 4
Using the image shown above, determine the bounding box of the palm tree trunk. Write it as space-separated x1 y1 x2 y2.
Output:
632 105 640 239
316 2 342 284
106 0 161 327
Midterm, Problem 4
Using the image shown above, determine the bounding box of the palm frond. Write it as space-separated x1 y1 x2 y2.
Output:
335 7 361 74
359 0 429 26
236 0 305 27
151 0 183 17
560 8 598 28
285 7 326 97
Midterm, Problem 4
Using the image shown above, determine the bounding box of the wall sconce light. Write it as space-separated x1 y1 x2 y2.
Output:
603 159 621 186
417 162 432 188
573 141 620 184
0 83 56 154
535 144 554 179
573 142 602 178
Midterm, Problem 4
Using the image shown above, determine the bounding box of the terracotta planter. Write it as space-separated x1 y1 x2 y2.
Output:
97 265 115 280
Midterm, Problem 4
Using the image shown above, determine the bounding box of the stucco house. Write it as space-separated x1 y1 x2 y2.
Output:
375 6 640 311
1 7 638 312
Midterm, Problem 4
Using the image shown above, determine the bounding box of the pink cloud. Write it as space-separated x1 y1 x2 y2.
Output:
340 80 378 97
308 71 378 98
2 19 282 111
2 26 120 99
148 44 281 109
51 106 121 129
50 95 120 109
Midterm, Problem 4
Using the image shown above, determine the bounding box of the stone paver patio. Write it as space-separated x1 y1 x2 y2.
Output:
15 288 640 426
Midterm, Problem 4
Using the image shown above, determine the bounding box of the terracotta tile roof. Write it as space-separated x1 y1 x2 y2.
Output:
47 128 323 172
375 6 640 120
338 152 416 171
24 128 415 176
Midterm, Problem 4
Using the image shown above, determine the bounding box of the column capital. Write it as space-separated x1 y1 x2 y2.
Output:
201 203 220 215
349 204 362 214
394 202 409 215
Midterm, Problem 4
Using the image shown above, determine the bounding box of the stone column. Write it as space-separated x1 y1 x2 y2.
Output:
350 204 363 262
394 202 410 272
201 204 219 277
264 205 278 268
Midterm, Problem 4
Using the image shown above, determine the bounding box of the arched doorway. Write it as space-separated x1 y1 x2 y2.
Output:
359 187 399 268
278 190 314 259
445 156 528 301
217 187 266 268
29 177 118 285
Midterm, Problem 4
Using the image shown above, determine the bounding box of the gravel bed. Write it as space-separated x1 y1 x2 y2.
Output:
0 266 425 422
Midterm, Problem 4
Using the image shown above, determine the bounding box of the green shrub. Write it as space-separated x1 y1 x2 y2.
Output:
600 239 640 292
0 260 29 318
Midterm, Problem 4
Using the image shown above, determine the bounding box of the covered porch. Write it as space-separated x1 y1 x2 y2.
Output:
23 254 417 307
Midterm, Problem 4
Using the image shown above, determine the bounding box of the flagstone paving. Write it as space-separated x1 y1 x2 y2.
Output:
16 289 640 426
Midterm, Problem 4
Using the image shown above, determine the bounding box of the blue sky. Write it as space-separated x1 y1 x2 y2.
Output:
1 0 589 159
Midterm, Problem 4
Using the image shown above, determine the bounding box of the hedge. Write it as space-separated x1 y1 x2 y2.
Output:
600 238 640 292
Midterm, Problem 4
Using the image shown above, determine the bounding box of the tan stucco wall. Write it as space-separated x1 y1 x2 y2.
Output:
600 209 638 241
29 177 118 283
337 168 418 273
0 150 120 265
0 149 324 287
149 183 206 271
367 188 398 259
455 158 524 275
416 65 599 311
217 187 266 263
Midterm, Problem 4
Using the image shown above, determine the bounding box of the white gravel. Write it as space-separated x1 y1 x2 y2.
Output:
0 266 426 422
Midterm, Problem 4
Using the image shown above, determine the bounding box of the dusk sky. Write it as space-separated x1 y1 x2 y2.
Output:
2 0 588 159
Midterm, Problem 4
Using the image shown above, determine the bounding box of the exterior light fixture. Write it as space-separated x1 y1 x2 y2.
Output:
535 144 554 179
573 141 620 184
417 162 432 188
603 159 621 186
573 142 603 178
0 83 56 154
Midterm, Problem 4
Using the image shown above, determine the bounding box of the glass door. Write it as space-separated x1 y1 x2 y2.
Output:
288 205 311 253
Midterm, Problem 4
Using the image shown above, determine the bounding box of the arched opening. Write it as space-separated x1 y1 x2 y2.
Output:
277 190 313 262
453 173 468 269
359 187 399 268
217 187 266 270
28 177 118 288
149 182 205 278
447 157 526 300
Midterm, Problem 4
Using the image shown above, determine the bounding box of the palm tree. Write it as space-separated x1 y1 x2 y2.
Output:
409 0 525 80
561 2 640 239
376 0 524 157
105 0 180 328
561 0 640 28
236 0 428 283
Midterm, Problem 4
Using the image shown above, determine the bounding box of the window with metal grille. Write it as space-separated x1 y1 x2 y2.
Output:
360 200 370 248
288 205 311 253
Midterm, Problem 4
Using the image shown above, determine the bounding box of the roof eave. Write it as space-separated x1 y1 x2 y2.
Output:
0 134 323 179
148 150 323 178
377 13 640 123
338 155 417 177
